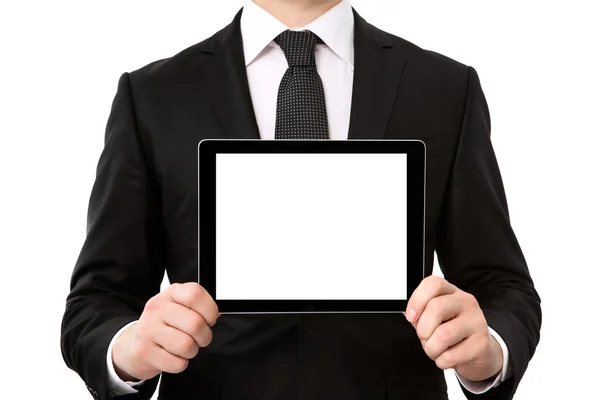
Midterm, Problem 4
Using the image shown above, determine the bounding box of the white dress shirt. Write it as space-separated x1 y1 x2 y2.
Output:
107 0 509 395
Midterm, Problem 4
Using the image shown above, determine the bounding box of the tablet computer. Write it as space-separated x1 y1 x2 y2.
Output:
198 139 425 314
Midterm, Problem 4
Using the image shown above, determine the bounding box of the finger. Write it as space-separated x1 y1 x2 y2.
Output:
150 322 199 360
144 341 190 374
433 332 486 371
422 317 473 361
161 301 214 347
169 282 220 327
406 276 456 324
415 294 463 340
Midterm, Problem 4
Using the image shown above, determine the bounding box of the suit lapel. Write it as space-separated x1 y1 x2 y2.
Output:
348 10 406 140
195 8 405 141
197 9 261 140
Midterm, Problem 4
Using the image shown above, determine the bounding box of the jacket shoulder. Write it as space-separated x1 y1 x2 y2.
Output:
126 39 211 88
126 15 235 89
370 22 471 84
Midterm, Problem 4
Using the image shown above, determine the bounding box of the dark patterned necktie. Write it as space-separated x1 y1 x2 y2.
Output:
274 30 329 140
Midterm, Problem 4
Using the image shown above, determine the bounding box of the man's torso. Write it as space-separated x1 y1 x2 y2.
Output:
126 9 469 400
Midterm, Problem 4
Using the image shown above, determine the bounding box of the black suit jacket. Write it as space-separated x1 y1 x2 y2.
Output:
61 8 541 400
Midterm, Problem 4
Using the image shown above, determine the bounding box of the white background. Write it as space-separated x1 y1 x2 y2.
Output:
1 0 598 398
215 153 407 300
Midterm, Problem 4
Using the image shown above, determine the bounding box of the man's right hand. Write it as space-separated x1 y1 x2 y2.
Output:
111 282 220 381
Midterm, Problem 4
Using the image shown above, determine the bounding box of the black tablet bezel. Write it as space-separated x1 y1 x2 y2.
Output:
198 139 425 314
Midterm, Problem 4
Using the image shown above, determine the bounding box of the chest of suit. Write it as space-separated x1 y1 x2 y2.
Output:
127 11 465 400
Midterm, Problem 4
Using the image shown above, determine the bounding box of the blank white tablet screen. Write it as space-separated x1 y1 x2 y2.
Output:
215 153 407 300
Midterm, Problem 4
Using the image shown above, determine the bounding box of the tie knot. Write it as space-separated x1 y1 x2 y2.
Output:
274 30 323 67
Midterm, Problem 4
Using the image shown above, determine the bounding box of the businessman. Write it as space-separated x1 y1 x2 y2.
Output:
61 1 541 399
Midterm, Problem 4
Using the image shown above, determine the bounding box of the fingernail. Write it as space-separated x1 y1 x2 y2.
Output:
406 308 417 323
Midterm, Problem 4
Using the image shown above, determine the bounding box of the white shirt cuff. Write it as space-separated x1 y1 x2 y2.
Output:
455 326 510 394
106 320 146 396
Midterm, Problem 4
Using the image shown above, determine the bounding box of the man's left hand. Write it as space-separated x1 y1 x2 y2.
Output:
405 275 503 382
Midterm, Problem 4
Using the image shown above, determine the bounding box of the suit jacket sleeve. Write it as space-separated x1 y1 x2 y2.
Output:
435 67 542 400
61 73 164 400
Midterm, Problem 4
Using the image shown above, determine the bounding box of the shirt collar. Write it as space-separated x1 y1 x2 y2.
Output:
240 0 354 68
